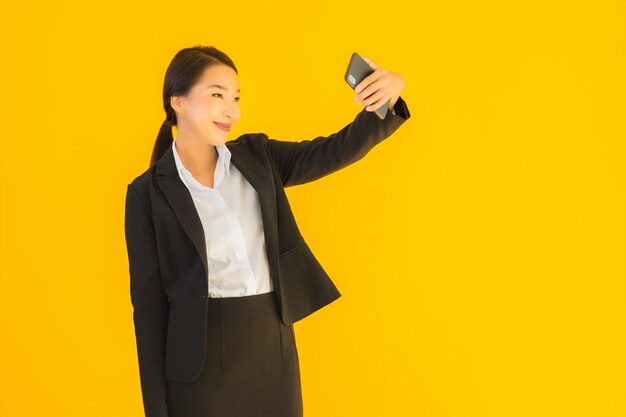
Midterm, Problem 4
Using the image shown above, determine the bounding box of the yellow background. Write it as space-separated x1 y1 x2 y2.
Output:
1 0 624 416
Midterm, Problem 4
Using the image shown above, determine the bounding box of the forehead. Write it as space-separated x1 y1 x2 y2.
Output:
199 64 239 92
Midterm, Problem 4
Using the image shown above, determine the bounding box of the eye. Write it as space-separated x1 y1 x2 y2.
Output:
212 93 240 102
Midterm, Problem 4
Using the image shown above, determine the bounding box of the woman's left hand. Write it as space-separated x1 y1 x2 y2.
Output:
354 57 406 112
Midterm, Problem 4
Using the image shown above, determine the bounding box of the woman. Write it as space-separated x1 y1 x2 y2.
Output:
124 45 410 417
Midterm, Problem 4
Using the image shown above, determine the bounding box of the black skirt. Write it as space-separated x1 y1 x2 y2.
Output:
166 291 303 417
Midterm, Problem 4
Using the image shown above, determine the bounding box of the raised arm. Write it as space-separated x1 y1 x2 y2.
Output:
124 183 170 417
266 57 410 188
266 95 410 188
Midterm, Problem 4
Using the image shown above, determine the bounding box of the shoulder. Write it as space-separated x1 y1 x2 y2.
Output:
126 164 158 216
128 165 156 191
226 132 272 163
228 132 269 149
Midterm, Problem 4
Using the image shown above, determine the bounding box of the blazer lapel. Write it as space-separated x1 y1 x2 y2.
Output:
155 145 209 275
154 140 279 289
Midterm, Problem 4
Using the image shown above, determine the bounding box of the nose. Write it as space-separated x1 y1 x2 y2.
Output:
223 107 235 121
223 100 239 122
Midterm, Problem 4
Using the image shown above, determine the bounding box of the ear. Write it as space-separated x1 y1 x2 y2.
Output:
170 95 183 113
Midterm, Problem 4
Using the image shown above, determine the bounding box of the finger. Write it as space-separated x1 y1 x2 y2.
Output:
357 85 390 109
355 68 386 95
356 73 391 101
355 66 382 92
366 97 388 112
362 87 390 110
358 81 387 105
357 89 390 111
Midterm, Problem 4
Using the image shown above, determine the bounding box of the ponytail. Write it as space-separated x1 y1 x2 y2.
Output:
150 115 175 168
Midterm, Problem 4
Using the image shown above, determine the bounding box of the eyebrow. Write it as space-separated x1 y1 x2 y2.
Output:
207 84 241 93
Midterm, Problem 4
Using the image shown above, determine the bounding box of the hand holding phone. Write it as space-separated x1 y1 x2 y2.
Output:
344 52 390 120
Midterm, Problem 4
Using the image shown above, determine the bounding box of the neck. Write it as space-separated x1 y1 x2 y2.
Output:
174 134 219 176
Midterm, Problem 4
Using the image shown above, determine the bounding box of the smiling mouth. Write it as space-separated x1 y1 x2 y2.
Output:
213 122 232 131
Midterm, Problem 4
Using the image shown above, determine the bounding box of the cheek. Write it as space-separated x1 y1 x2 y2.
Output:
187 100 215 124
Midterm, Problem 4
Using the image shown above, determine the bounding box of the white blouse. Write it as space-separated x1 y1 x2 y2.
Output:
171 140 273 298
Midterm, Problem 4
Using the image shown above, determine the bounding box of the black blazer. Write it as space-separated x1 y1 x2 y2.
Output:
124 97 410 417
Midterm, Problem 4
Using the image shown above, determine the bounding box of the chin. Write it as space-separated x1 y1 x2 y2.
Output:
204 136 227 147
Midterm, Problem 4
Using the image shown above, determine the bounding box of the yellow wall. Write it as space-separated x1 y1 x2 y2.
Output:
1 0 624 416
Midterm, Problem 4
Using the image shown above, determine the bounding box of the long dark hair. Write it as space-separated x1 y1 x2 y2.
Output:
150 45 238 167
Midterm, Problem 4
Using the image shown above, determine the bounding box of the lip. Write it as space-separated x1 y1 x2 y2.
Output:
213 122 231 132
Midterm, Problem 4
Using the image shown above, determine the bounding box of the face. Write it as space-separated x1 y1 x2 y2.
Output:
171 64 241 145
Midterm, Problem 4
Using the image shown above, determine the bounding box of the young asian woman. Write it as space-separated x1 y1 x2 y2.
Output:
124 45 410 417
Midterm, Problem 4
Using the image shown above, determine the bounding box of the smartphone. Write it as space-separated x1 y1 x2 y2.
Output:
344 52 390 120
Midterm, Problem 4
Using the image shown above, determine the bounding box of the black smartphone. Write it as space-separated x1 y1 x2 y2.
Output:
344 52 390 120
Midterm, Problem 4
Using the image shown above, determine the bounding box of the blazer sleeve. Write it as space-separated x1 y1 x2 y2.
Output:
265 95 411 188
124 183 170 417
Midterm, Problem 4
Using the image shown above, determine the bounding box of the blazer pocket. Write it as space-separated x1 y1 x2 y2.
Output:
279 240 306 256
